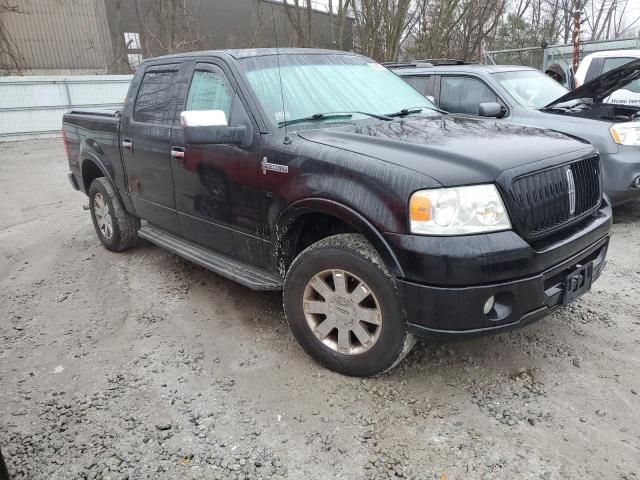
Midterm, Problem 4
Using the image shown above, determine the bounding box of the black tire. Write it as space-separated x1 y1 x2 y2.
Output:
0 448 9 480
88 177 139 252
283 234 415 377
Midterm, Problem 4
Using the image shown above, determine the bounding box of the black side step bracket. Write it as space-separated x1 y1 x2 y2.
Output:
138 224 283 291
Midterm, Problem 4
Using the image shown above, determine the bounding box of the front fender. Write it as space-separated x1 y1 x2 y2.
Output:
275 197 405 278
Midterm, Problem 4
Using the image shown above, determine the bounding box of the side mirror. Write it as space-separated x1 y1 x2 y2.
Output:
180 110 246 145
478 102 502 118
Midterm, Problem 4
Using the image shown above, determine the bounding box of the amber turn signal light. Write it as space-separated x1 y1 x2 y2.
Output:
409 192 432 222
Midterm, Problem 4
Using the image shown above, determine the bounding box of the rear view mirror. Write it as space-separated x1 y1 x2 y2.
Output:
180 110 246 145
478 102 503 118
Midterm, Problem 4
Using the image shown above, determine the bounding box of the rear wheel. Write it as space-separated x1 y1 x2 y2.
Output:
88 177 139 251
283 234 415 377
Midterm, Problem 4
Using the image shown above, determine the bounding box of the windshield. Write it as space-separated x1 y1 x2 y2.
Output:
493 70 569 109
239 53 438 128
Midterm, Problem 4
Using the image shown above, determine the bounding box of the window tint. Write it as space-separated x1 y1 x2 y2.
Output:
585 58 603 83
439 76 498 114
602 57 634 74
186 69 233 117
403 75 431 95
602 57 640 95
134 70 178 124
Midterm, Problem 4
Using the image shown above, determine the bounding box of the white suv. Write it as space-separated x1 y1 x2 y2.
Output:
575 50 640 106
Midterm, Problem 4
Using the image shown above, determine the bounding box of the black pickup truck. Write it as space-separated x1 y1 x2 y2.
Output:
63 48 612 377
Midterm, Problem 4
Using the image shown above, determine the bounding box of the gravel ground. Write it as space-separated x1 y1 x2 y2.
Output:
1 138 639 480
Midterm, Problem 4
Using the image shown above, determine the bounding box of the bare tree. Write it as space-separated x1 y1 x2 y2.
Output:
408 0 505 62
134 0 203 57
248 0 267 48
353 0 415 61
104 0 135 74
283 0 313 47
327 0 352 49
0 1 27 74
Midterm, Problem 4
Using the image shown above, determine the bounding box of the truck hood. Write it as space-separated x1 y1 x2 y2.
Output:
297 115 591 186
544 58 640 109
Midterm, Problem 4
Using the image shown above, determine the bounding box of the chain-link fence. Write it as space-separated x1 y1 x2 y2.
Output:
485 37 640 72
484 46 546 70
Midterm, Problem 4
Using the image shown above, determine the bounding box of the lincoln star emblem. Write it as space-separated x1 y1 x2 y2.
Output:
566 167 576 216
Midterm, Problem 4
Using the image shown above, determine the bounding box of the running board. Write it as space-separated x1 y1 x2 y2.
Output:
138 224 283 291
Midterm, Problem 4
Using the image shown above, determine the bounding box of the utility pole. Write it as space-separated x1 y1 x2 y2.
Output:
571 5 581 73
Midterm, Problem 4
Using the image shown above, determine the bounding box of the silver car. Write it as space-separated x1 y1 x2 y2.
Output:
390 59 640 205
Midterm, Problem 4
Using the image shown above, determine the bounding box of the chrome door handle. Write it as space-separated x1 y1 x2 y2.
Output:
170 148 185 159
122 139 133 149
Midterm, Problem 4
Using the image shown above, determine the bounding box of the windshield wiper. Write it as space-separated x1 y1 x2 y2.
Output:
278 111 392 128
385 105 446 117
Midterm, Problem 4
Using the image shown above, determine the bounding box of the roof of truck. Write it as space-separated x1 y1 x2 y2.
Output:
145 48 359 63
390 64 537 75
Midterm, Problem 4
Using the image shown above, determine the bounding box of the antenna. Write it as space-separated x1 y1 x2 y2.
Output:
270 4 290 143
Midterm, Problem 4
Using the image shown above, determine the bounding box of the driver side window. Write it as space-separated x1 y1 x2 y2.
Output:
186 67 233 118
439 76 500 115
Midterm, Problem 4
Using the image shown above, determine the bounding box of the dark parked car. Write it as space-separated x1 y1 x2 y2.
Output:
390 59 640 205
63 49 611 376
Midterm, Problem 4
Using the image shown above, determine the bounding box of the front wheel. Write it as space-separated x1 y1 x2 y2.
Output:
283 234 415 377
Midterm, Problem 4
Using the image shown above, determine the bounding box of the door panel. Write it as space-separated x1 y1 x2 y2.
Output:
121 64 183 233
171 62 266 266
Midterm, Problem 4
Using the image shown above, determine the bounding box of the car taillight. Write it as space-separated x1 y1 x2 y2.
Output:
62 129 70 157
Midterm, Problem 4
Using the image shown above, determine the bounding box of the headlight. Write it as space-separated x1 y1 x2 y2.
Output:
409 184 511 235
610 123 640 146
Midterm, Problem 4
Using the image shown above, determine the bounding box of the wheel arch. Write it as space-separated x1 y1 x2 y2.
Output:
80 153 133 213
274 198 404 279
80 152 113 193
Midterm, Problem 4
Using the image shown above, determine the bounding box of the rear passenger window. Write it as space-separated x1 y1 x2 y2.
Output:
134 70 179 124
602 57 634 74
601 57 640 94
186 68 233 118
403 75 432 95
439 76 499 115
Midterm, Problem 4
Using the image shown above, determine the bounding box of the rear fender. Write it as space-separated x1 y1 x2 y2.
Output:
80 146 134 213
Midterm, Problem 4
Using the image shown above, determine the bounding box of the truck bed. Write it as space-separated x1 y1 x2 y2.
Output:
62 108 124 196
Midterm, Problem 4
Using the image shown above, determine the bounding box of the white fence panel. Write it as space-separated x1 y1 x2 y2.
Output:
0 75 132 141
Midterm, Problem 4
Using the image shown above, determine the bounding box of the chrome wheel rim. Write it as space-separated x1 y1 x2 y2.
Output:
93 192 113 240
303 269 382 355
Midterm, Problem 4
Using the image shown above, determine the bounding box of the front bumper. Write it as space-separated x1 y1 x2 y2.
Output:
601 147 640 205
387 202 612 338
